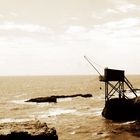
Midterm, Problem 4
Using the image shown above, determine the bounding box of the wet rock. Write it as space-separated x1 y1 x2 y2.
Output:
102 97 140 121
0 120 58 140
52 93 92 98
80 94 92 98
97 132 103 135
26 93 92 103
26 96 57 103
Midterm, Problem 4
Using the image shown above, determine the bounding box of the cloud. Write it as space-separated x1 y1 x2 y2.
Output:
112 0 140 13
67 16 79 21
0 22 47 32
9 12 18 17
92 1 140 21
60 17 140 45
0 14 4 18
0 17 140 74
106 8 118 14
117 3 137 13
100 18 139 30
58 26 89 42
110 0 140 14
93 18 140 38
56 18 140 73
65 26 87 34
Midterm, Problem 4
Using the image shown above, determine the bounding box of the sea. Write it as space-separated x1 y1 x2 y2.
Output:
0 75 140 140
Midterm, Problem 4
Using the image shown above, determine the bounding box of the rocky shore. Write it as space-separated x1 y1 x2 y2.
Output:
0 120 58 140
26 93 92 103
102 97 140 121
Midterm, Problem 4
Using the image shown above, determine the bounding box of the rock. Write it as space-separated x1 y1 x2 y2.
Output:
97 132 103 135
52 93 92 98
26 96 57 103
102 97 140 121
0 120 58 140
80 94 92 98
26 93 92 103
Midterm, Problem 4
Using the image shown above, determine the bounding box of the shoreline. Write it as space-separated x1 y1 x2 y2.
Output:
0 120 58 140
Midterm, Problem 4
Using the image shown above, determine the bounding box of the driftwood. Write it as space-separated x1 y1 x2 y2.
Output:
0 120 58 140
26 94 92 103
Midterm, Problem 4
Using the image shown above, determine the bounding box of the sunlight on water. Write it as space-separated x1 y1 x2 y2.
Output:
57 98 72 102
32 108 77 118
11 99 28 104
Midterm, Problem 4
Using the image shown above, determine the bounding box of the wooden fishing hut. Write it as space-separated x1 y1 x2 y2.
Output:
99 68 137 103
84 56 140 121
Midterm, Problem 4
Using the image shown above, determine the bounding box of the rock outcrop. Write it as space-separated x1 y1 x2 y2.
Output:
0 120 58 140
26 96 57 103
102 97 140 121
26 93 92 103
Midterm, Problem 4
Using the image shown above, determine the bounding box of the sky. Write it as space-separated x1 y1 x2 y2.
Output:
0 0 140 75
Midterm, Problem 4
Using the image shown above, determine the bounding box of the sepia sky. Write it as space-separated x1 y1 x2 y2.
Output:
0 0 140 75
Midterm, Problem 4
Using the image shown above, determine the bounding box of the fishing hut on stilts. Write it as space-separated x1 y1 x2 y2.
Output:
84 56 140 121
100 68 140 121
99 68 137 103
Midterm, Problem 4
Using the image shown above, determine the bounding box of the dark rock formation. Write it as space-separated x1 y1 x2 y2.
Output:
51 93 92 98
0 120 58 140
102 97 140 121
26 93 92 103
26 96 57 103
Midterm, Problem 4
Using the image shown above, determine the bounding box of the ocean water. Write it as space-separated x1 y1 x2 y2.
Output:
0 75 140 140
